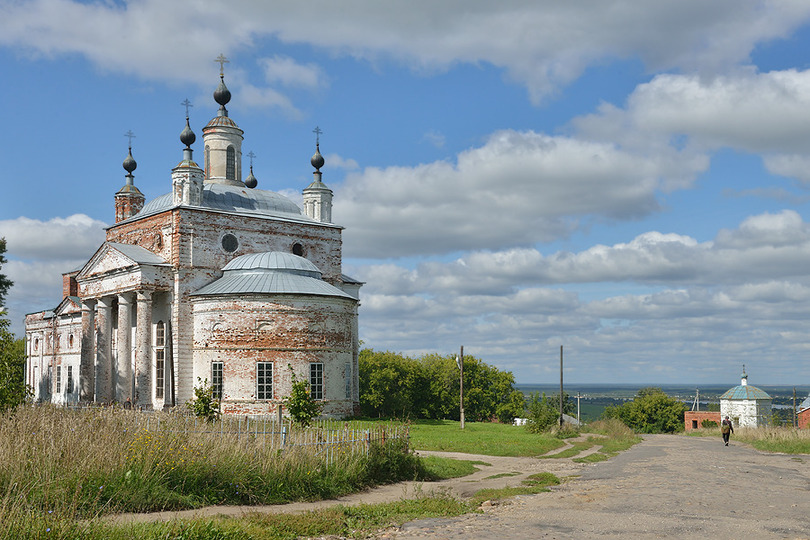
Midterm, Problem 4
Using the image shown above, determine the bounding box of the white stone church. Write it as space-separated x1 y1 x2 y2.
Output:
25 65 362 417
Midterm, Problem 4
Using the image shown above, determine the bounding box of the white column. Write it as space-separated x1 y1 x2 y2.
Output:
134 291 152 408
95 297 113 404
79 299 96 402
117 293 133 403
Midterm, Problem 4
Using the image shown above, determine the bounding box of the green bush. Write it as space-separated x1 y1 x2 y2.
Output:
602 387 686 433
525 393 560 433
187 378 220 422
287 369 322 426
701 419 718 428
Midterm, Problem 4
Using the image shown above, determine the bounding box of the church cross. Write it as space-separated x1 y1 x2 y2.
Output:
313 126 323 146
247 150 256 168
124 130 136 148
215 54 229 76
181 98 193 118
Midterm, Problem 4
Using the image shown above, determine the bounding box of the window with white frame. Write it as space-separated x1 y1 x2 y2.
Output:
55 365 61 394
257 362 272 400
67 365 73 394
310 362 324 400
155 321 165 398
212 361 223 400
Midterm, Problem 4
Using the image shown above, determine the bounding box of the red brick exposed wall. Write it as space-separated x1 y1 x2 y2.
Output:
799 409 810 430
684 411 721 431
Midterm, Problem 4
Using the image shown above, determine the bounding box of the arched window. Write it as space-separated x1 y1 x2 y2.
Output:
292 243 303 256
155 321 165 399
226 146 235 181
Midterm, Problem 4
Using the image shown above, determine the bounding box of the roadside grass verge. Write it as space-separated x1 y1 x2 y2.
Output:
573 419 641 463
409 420 565 456
4 494 475 540
470 472 561 506
419 456 485 480
0 406 427 538
686 426 810 454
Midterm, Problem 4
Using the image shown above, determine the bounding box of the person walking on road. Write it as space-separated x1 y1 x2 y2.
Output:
721 416 734 446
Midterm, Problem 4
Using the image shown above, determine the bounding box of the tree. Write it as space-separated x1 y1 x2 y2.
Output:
188 378 220 422
0 238 12 308
525 393 560 433
287 369 322 426
602 387 686 433
0 318 28 410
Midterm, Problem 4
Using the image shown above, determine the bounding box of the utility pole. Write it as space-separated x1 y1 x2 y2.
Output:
560 345 563 427
577 391 581 425
794 386 797 428
458 345 465 430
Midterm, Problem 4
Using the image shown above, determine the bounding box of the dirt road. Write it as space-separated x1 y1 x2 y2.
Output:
389 435 810 539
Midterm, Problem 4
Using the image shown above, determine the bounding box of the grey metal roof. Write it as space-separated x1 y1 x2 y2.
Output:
107 243 170 266
341 273 364 285
137 184 305 220
799 395 810 412
193 251 355 300
223 252 321 277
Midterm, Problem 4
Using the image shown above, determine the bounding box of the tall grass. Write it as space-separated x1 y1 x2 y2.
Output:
0 406 423 539
689 425 810 454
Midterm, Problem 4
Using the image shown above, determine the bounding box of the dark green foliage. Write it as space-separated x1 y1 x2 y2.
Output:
287 370 322 426
0 318 29 411
601 387 686 433
0 238 12 308
525 392 560 433
701 419 718 428
188 378 220 422
359 348 523 422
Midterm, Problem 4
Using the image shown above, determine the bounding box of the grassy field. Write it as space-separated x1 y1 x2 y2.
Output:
686 425 810 453
0 410 642 539
408 419 565 456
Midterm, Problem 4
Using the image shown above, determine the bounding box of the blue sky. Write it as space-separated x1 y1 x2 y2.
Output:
3 1 810 386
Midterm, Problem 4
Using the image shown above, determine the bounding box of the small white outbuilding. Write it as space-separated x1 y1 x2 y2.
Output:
719 369 772 428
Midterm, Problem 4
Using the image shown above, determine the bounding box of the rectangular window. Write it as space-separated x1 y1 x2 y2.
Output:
155 350 164 398
310 362 324 401
155 321 165 399
257 362 273 400
212 362 223 400
55 366 61 394
67 365 73 394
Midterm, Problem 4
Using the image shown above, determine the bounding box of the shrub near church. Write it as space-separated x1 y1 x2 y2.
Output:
359 349 525 422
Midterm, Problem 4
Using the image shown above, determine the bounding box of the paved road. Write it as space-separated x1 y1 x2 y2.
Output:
389 435 810 539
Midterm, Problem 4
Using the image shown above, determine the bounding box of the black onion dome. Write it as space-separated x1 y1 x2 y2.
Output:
123 148 137 173
311 145 325 171
180 117 196 147
245 168 258 188
214 76 231 107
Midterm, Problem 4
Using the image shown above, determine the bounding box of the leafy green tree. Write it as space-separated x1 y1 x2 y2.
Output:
188 377 220 422
602 387 686 433
525 392 559 433
359 349 428 418
287 369 322 426
0 318 28 410
0 238 12 308
497 389 527 423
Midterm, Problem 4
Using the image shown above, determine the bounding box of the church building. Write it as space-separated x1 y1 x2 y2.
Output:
24 63 362 417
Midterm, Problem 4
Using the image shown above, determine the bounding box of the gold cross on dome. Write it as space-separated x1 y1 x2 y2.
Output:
215 54 229 76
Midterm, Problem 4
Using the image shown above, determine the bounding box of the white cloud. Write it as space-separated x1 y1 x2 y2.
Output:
0 215 107 260
2 1 809 102
259 55 325 88
336 129 703 258
422 130 446 149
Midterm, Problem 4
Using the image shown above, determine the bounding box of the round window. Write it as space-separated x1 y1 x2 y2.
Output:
221 233 239 253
